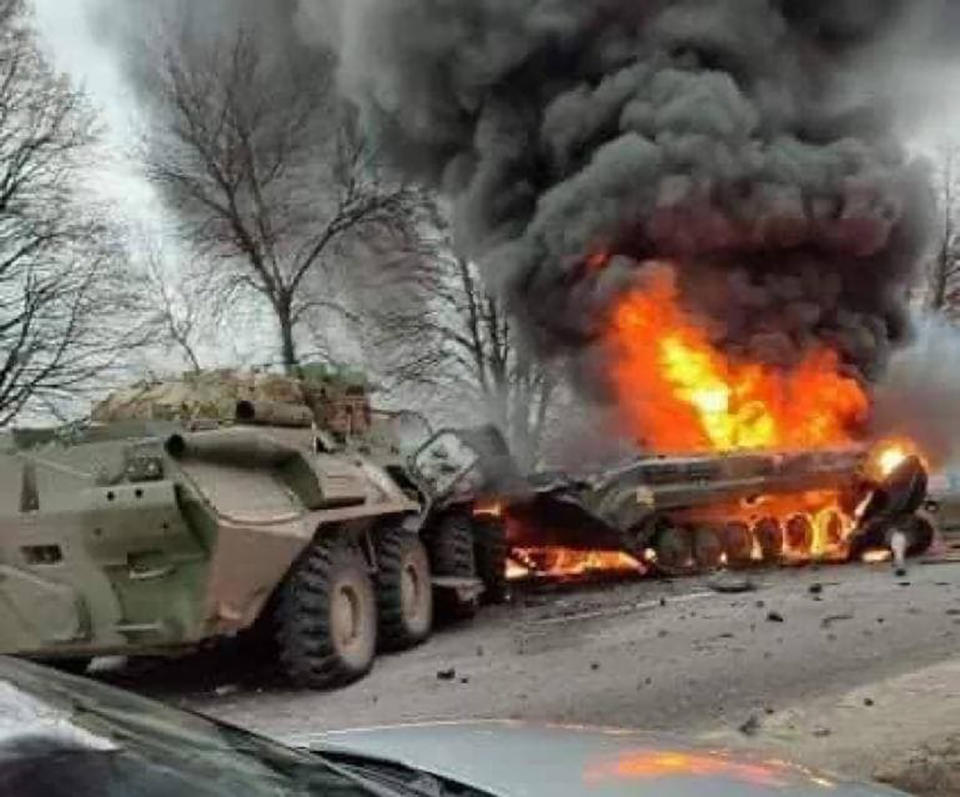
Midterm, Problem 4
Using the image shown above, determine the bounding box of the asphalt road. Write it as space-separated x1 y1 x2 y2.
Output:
100 560 960 745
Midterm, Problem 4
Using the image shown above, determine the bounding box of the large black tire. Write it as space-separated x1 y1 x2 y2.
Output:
375 527 433 652
275 533 377 689
427 512 477 621
473 515 508 604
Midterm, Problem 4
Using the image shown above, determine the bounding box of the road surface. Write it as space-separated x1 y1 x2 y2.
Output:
98 560 960 749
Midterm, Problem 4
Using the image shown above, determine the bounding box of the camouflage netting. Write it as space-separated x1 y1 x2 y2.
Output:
91 370 308 423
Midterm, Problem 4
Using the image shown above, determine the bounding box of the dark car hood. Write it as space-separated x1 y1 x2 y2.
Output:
307 720 905 797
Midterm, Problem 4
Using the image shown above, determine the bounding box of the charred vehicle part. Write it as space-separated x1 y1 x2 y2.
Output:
402 424 522 612
505 444 934 576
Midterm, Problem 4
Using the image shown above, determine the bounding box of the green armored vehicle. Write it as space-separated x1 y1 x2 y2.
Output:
0 370 510 688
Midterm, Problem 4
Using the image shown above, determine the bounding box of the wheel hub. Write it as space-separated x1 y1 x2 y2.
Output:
401 560 426 622
333 583 362 651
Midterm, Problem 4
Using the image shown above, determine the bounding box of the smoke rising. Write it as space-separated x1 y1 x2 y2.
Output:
872 317 960 468
328 0 947 384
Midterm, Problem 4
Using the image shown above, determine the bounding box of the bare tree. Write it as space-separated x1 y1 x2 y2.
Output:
140 26 424 373
928 143 960 319
139 238 204 373
0 0 143 426
346 212 559 470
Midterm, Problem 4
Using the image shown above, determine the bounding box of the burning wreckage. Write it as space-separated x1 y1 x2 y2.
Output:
325 1 951 581
490 268 937 581
500 441 933 581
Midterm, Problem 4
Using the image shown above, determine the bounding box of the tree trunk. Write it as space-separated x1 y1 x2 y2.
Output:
276 298 298 374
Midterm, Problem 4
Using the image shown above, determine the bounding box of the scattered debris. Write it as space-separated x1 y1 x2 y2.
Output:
764 706 775 715
821 614 854 628
946 609 960 617
808 583 823 595
738 715 760 736
766 611 785 623
436 668 456 681
213 684 239 697
590 662 600 671
812 727 832 738
755 600 766 608
659 597 667 607
459 676 470 684
899 581 912 587
877 617 885 624
708 575 755 594
895 568 907 578
864 697 875 707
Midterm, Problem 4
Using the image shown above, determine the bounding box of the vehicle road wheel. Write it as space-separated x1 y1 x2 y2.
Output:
654 524 693 574
722 521 753 567
428 513 478 621
275 532 377 689
375 526 433 652
473 515 508 604
753 518 783 563
786 514 814 555
692 525 723 569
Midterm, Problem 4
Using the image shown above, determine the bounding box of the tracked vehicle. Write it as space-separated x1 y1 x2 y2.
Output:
0 370 510 688
507 444 934 573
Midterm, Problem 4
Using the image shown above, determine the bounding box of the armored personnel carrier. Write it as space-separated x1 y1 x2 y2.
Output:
0 369 510 688
507 444 934 573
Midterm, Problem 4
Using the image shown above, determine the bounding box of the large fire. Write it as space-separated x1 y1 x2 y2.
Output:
608 265 869 453
499 263 923 581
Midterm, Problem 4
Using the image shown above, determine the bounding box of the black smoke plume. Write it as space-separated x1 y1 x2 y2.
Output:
329 0 948 382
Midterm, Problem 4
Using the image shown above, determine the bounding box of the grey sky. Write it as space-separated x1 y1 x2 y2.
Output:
32 0 282 371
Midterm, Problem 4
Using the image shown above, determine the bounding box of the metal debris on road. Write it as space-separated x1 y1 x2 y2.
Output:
708 575 756 594
821 614 854 628
738 715 760 736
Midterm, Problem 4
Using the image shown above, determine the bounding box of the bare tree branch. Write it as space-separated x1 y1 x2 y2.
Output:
140 25 425 373
0 0 146 425
342 201 560 468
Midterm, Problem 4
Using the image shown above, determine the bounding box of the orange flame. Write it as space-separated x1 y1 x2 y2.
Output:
509 547 643 580
608 265 868 453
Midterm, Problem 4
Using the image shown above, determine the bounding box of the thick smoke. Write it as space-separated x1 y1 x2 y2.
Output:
328 0 947 384
872 317 960 468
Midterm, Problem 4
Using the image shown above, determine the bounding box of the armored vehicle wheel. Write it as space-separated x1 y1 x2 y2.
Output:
753 518 783 562
654 524 692 573
823 511 844 548
375 526 433 652
428 513 478 620
473 515 508 604
692 526 723 569
722 521 754 566
786 514 814 554
276 534 377 689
